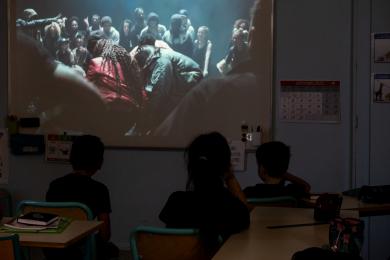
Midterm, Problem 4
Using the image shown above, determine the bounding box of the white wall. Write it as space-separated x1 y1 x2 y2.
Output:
275 0 353 192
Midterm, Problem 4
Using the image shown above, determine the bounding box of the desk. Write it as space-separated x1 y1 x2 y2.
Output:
341 196 390 217
213 207 357 260
1 218 102 248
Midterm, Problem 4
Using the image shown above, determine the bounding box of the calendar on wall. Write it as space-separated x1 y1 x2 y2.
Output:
280 80 340 122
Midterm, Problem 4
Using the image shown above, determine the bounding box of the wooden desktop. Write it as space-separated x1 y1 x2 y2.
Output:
213 207 357 260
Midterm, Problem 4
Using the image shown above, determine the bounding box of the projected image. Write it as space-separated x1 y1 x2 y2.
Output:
10 0 270 147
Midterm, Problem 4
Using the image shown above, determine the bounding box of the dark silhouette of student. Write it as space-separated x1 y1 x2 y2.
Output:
244 141 311 200
46 135 118 260
159 132 250 256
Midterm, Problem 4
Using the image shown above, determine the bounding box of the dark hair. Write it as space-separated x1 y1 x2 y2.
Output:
185 132 231 191
134 44 154 69
139 32 156 46
256 141 291 177
233 19 249 31
70 135 104 171
91 14 100 20
123 19 132 26
87 30 107 53
134 7 144 17
101 16 112 26
93 39 142 105
147 12 159 25
170 14 183 36
58 37 70 44
179 9 189 17
67 16 80 30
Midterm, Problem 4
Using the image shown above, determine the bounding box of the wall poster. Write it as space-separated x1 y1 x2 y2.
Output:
280 80 340 122
45 134 78 163
372 74 390 103
373 33 390 63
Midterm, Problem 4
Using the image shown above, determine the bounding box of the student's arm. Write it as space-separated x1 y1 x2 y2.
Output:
224 170 252 210
203 41 212 76
284 172 311 193
97 212 111 241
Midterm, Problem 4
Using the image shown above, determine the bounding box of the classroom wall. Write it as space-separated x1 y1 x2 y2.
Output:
1 0 389 257
355 0 390 259
274 0 353 192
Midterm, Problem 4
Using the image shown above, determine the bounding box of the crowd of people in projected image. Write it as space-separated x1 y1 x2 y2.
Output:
16 7 251 136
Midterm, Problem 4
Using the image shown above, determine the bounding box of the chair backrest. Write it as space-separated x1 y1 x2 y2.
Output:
16 200 93 220
247 196 298 207
0 188 13 217
0 234 22 260
130 226 218 260
16 200 95 260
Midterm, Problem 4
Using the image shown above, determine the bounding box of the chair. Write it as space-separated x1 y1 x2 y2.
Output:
16 200 95 260
246 196 298 207
130 226 221 260
0 188 13 217
0 234 23 260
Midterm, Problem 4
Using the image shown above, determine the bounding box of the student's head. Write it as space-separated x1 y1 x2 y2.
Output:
234 19 249 31
197 26 209 42
68 17 80 32
134 7 144 23
91 14 101 28
87 30 107 55
139 33 156 46
185 132 231 191
101 16 113 34
23 8 38 21
232 28 247 49
74 32 85 48
122 19 132 34
58 37 70 50
147 12 159 28
256 141 291 183
70 135 104 174
134 44 155 69
170 14 183 36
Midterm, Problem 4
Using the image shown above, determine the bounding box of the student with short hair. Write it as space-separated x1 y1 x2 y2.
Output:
243 141 311 199
100 16 120 45
46 135 117 260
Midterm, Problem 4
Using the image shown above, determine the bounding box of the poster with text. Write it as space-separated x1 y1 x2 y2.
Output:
372 74 390 103
373 33 390 63
229 140 246 172
0 129 9 184
45 134 78 163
